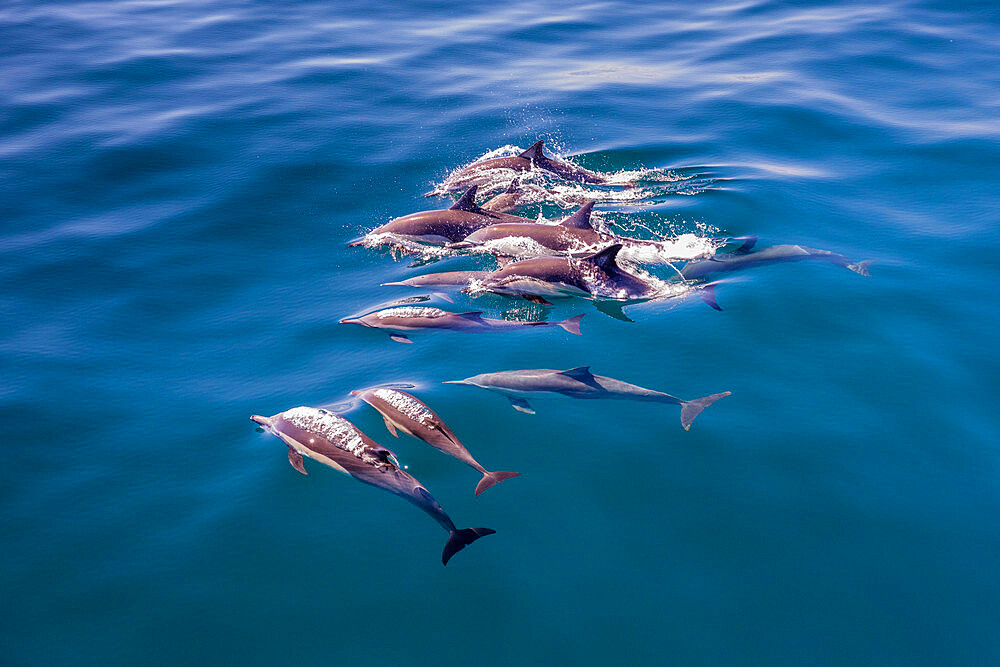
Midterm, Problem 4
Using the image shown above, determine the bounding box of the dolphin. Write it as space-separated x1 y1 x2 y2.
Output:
441 140 624 193
470 244 658 304
479 179 539 214
680 242 872 280
455 201 691 261
351 388 520 496
250 407 495 564
445 367 730 430
381 270 490 289
339 305 583 342
352 185 533 247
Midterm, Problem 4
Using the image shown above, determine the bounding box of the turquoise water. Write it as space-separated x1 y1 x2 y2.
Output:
3 0 1000 663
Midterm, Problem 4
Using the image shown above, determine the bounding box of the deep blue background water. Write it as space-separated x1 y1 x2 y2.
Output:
3 0 999 664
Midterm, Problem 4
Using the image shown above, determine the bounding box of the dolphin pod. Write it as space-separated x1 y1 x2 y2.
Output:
445 367 730 430
352 388 520 496
251 140 870 566
251 408 494 564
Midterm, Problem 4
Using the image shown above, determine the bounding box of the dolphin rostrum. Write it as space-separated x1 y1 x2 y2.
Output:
339 306 583 343
353 185 533 247
352 388 520 496
442 140 625 193
471 243 658 304
446 367 730 430
680 242 872 280
250 407 495 564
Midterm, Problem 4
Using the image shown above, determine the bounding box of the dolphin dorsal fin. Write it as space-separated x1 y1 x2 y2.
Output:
560 201 596 230
518 140 545 160
450 185 482 212
559 366 595 381
734 236 757 254
505 178 520 193
583 244 623 271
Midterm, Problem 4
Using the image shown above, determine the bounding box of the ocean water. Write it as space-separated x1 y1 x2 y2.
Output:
3 0 999 663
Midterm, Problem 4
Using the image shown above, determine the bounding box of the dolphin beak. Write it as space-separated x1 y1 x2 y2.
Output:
251 415 272 427
442 380 468 385
339 317 357 324
349 390 360 396
347 237 367 247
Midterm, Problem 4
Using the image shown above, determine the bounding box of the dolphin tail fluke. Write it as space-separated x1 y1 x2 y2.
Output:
679 392 732 431
442 527 496 565
698 284 722 311
557 314 584 335
847 260 872 277
474 471 521 497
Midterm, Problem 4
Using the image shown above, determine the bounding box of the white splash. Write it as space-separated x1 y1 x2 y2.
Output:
428 144 699 207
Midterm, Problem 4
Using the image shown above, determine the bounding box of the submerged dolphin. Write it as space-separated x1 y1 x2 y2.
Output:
479 179 539 214
352 388 520 496
340 305 583 343
446 367 730 430
471 243 658 304
250 407 495 564
353 185 533 247
681 242 872 280
381 270 490 289
442 140 623 193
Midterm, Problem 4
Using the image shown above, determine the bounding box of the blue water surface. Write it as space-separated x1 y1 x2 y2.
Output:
3 0 999 664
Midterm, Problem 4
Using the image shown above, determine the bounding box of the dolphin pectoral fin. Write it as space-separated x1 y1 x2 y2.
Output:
523 294 553 306
383 416 399 438
508 397 535 414
287 446 308 475
595 300 634 322
389 334 413 344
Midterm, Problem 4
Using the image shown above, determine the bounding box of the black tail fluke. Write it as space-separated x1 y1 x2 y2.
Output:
679 392 732 431
474 471 521 497
442 527 496 565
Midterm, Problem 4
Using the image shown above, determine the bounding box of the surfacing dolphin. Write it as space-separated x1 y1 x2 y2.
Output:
250 407 495 565
681 240 872 280
471 243 659 304
352 388 520 496
446 367 730 430
454 201 697 262
440 140 626 193
352 185 533 248
339 305 583 343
